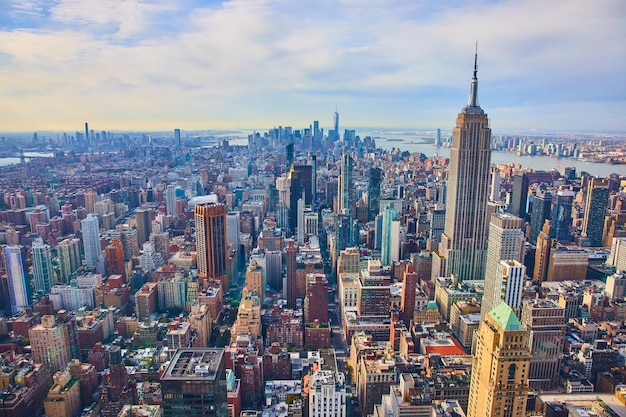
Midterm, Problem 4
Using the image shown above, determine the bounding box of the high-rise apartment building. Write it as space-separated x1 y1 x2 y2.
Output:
245 260 264 301
481 213 525 319
304 273 329 324
57 238 82 283
81 213 101 267
29 315 72 372
438 52 492 281
226 212 241 248
521 299 565 390
105 237 126 281
467 302 530 417
32 238 55 295
581 178 610 247
4 245 31 314
195 200 229 290
285 239 299 309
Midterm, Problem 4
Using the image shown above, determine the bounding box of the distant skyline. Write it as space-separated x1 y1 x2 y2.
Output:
1 0 625 132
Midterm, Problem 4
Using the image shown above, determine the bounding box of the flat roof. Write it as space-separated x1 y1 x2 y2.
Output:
162 348 224 380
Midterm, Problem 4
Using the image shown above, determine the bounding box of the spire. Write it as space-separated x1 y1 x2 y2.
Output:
465 41 481 112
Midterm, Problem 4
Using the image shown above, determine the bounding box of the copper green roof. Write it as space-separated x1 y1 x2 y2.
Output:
488 302 523 331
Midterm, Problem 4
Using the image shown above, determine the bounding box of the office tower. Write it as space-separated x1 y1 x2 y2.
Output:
29 315 72 372
536 232 554 276
438 51 492 281
4 245 31 314
304 274 329 324
285 239 299 308
304 209 319 238
481 213 525 320
521 299 565 390
226 212 241 248
286 143 294 168
294 164 313 206
32 238 55 295
101 346 136 417
174 128 181 147
195 202 229 290
467 302 529 417
551 189 575 243
135 208 152 245
529 190 553 243
489 166 501 202
85 122 89 143
307 152 317 203
81 213 101 267
338 153 354 214
265 250 282 291
297 197 306 245
428 204 446 245
287 166 302 236
58 238 82 283
162 349 226 417
333 108 340 139
400 264 418 325
166 184 177 216
511 172 529 220
381 203 400 266
436 128 441 147
106 237 127 280
581 178 609 246
368 167 382 221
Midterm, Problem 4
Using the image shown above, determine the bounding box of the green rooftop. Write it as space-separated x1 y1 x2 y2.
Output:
488 302 523 331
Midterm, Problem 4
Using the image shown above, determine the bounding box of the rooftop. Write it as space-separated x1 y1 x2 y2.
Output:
488 302 523 331
161 348 223 380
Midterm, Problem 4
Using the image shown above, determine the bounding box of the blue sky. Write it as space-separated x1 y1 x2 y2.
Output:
1 0 625 132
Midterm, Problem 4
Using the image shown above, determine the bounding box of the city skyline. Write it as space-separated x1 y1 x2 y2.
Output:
1 0 625 132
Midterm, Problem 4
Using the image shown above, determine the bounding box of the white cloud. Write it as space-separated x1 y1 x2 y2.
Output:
0 0 625 131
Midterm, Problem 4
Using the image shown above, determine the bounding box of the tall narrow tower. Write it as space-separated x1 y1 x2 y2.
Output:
195 201 229 290
581 178 609 246
338 153 354 214
439 49 492 281
81 213 101 267
32 238 55 295
467 302 530 417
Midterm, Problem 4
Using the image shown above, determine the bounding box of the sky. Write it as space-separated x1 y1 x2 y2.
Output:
0 0 625 133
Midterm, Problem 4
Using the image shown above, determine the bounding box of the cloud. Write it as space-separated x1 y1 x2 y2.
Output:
0 0 625 131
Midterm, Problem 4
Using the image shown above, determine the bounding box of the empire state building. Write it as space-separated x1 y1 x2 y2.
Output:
436 51 492 281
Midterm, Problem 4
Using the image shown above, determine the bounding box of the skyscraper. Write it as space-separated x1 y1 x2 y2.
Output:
529 190 553 244
551 189 575 243
338 153 354 214
581 178 610 246
333 108 339 140
195 200 229 290
467 302 530 417
135 208 152 246
381 203 400 266
166 184 177 216
285 239 299 309
287 166 302 236
174 128 181 147
438 51 492 281
481 213 525 320
81 213 101 267
368 167 382 221
4 245 31 314
511 172 529 220
57 238 82 283
521 299 566 390
32 238 55 295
